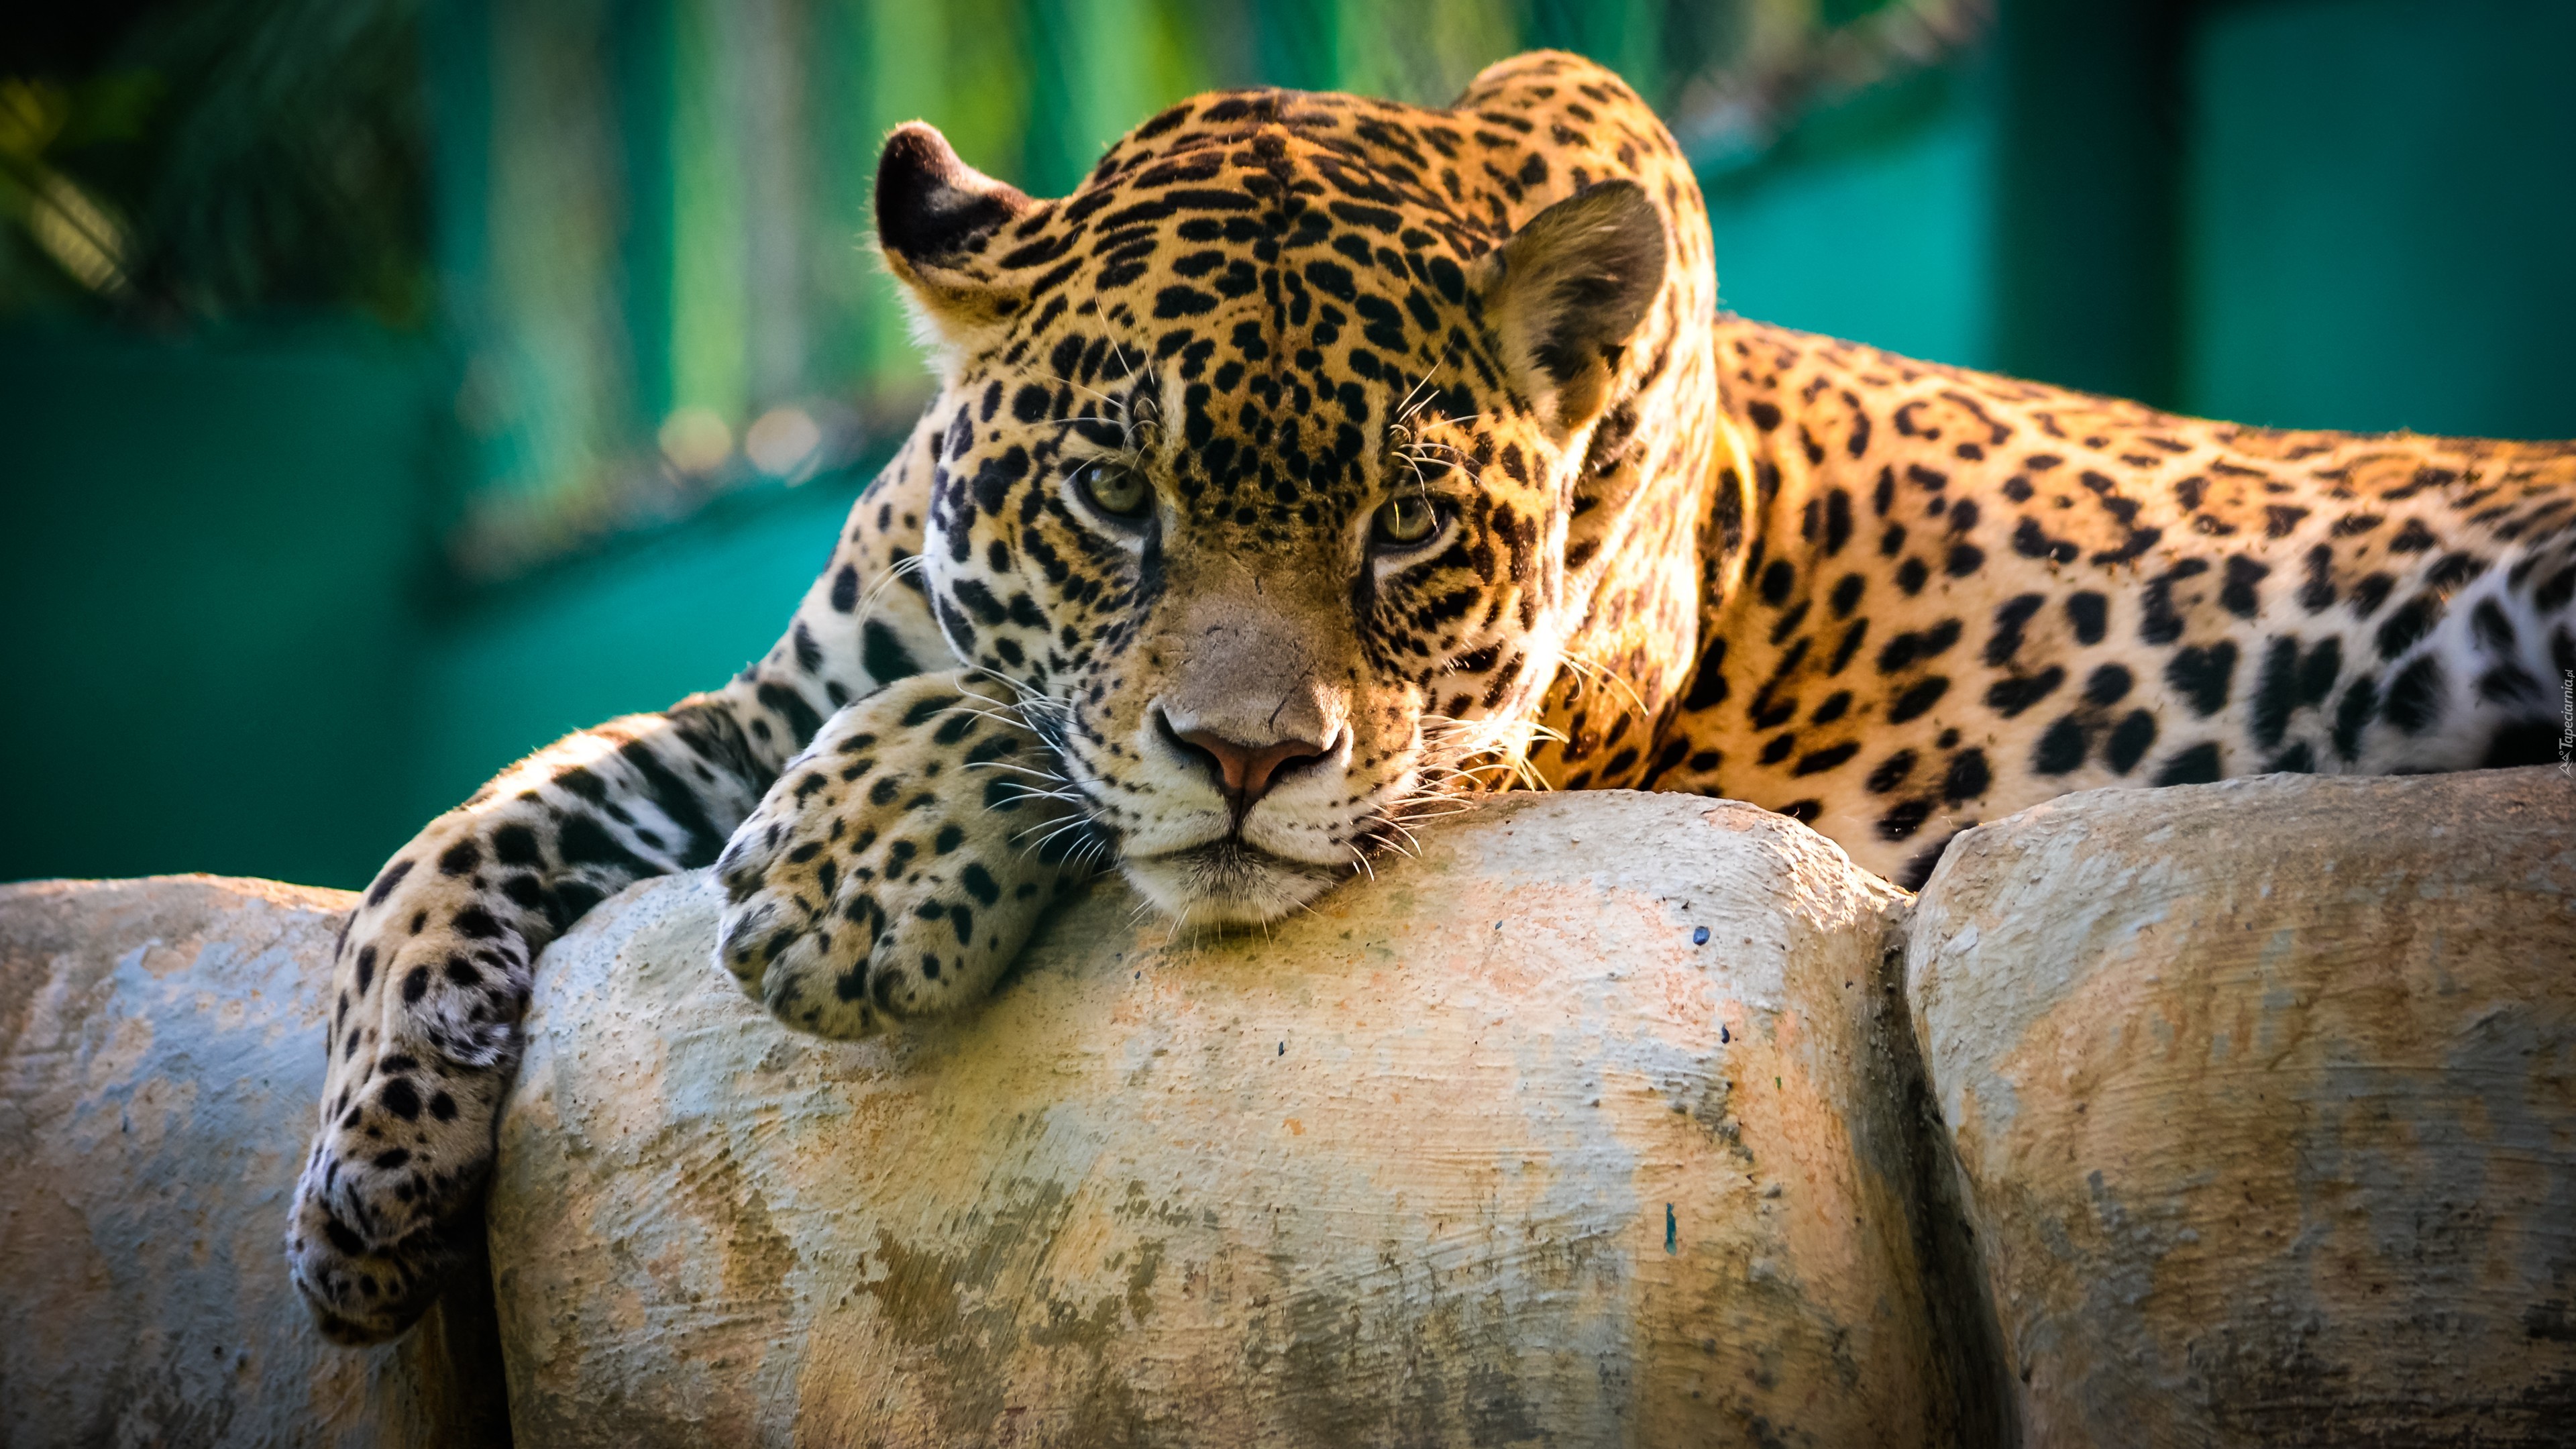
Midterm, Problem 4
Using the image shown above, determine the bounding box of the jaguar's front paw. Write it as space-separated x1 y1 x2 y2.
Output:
285 1162 481 1344
716 671 1083 1038
287 859 534 1344
286 1023 505 1343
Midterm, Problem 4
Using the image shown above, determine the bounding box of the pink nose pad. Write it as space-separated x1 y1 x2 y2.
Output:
1174 729 1329 804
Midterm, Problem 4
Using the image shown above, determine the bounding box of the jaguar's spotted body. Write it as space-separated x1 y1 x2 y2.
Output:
290 52 2576 1342
1665 324 2576 888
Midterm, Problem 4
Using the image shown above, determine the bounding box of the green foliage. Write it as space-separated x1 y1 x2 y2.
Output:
0 0 431 326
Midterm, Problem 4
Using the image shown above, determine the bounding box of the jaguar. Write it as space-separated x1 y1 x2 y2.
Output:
288 50 2576 1342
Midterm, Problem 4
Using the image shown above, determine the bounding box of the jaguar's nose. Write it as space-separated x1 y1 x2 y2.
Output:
1157 710 1332 807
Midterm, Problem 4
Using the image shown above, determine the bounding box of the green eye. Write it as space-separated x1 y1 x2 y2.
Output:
1076 461 1150 521
1373 493 1444 547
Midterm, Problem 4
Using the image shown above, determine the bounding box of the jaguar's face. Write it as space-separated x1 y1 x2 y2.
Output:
878 103 1668 924
924 341 1570 924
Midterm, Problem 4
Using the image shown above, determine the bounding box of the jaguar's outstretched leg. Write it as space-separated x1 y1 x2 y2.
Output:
288 416 955 1342
286 702 766 1340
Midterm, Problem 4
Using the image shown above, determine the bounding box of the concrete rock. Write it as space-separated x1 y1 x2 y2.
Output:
1907 767 2576 1446
10 769 2567 1447
0 875 512 1449
487 792 1985 1447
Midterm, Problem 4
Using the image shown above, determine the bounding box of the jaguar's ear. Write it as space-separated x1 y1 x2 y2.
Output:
1470 179 1667 437
875 122 1038 356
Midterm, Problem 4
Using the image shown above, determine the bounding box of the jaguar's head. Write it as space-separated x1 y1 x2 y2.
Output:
874 73 1680 926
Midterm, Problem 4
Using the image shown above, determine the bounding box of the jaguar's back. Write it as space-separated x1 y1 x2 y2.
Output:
1638 321 2576 887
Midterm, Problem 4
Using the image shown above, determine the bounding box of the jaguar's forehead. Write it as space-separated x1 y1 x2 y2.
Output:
1018 89 1506 258
986 103 1525 361
949 93 1548 529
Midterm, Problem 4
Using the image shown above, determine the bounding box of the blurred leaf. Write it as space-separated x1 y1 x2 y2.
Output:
0 0 430 326
0 78 70 159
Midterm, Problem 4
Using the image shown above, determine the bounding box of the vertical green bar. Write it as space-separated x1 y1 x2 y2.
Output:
617 0 677 431
805 0 873 401
1523 0 1658 99
480 0 633 516
424 0 491 532
1026 0 1146 197
1990 0 2183 407
1252 0 1338 89
670 0 749 427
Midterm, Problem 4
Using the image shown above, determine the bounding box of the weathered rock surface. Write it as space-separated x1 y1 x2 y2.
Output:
6 769 2568 1447
1908 767 2576 1446
487 792 1986 1447
0 876 512 1449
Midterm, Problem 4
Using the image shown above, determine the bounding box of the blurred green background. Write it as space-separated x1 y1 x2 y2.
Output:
3 0 2571 889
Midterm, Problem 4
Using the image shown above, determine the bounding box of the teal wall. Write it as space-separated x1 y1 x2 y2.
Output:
398 478 865 826
0 329 441 885
0 330 867 888
2183 0 2576 439
1707 69 1999 372
3 0 2572 890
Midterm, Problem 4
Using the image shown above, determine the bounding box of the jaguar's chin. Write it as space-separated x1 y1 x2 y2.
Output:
1120 839 1353 927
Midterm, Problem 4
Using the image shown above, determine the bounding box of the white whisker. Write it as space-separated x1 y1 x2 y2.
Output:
1014 815 1097 852
959 760 1072 782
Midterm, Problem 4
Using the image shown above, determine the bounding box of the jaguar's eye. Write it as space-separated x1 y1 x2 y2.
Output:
1372 493 1444 548
1075 461 1150 521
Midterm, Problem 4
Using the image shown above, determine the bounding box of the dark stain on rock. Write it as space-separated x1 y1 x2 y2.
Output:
851 1175 1157 1440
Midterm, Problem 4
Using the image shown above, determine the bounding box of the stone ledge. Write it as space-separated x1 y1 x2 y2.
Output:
1 769 2568 1446
0 875 511 1449
488 792 1975 1446
1909 767 2576 1446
